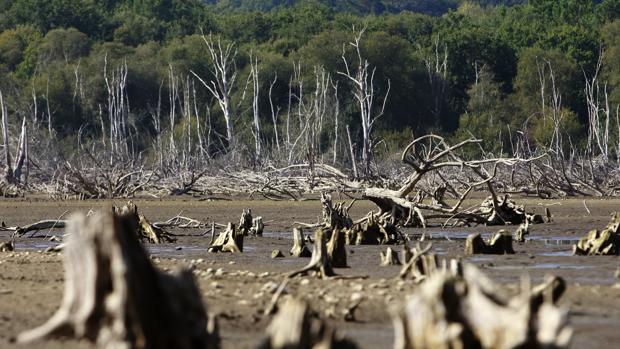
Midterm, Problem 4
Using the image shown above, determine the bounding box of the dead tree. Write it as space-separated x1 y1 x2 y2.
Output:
391 265 572 349
209 222 243 253
363 135 538 227
321 193 353 230
1 91 28 190
573 212 620 255
290 227 312 257
239 208 253 236
465 231 515 255
256 298 358 349
338 27 390 175
346 211 399 245
17 210 219 349
288 229 335 279
191 34 237 147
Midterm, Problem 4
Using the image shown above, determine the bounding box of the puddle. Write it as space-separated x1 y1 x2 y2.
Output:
492 263 592 270
538 250 573 257
527 236 580 245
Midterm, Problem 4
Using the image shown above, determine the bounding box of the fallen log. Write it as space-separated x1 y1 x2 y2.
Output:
17 209 219 349
391 265 572 349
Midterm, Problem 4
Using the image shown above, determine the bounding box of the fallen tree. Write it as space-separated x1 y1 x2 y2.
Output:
17 209 219 349
362 135 543 227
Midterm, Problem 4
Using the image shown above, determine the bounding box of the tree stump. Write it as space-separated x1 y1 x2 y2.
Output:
271 249 284 258
114 201 175 243
239 209 253 236
346 212 398 245
290 228 311 257
288 229 335 279
251 216 264 236
0 240 14 252
17 209 218 349
380 247 401 266
209 222 243 253
391 265 572 349
465 231 515 255
327 228 347 268
256 298 358 349
514 220 529 242
573 212 620 255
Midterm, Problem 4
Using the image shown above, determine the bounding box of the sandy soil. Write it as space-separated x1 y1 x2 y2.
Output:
1 197 620 348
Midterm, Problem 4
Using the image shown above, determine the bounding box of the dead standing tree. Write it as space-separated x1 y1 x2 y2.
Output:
192 33 237 149
0 91 28 193
363 135 540 227
338 27 390 176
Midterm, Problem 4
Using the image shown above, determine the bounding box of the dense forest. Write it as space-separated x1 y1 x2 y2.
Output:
0 0 620 181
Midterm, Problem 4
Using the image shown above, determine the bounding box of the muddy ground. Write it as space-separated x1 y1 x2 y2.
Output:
1 197 620 348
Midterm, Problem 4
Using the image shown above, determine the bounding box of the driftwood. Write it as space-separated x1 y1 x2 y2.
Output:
362 135 542 228
573 212 620 255
465 231 515 255
399 243 461 282
327 228 347 268
391 265 572 349
4 220 66 238
209 222 243 253
17 209 218 349
256 298 358 349
380 247 401 266
347 212 399 245
288 229 335 279
114 201 176 243
290 228 311 257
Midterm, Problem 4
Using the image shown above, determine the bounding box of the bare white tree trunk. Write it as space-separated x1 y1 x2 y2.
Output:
338 27 390 176
0 91 12 180
191 34 237 148
250 53 262 162
269 75 281 152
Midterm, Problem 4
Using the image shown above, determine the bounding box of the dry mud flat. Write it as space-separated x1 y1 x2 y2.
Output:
1 198 620 348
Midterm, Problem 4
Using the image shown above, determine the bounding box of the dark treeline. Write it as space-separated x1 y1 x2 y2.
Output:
1 0 620 171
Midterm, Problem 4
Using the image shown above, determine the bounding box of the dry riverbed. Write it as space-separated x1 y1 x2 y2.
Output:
1 197 620 348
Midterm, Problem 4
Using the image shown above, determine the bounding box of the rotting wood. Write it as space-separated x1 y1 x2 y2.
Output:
465 231 515 255
256 298 358 349
391 264 572 349
290 228 311 257
17 209 219 349
573 212 620 255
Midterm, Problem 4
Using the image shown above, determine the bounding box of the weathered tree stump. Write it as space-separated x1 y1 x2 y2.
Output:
465 231 515 255
573 212 620 255
209 222 243 253
399 243 461 282
114 201 175 243
380 247 401 266
346 212 398 245
321 193 353 230
391 265 572 349
257 298 357 349
513 220 529 242
290 228 311 257
271 249 284 258
288 229 335 279
17 209 218 349
252 216 264 236
239 208 253 236
327 228 347 268
0 240 14 251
